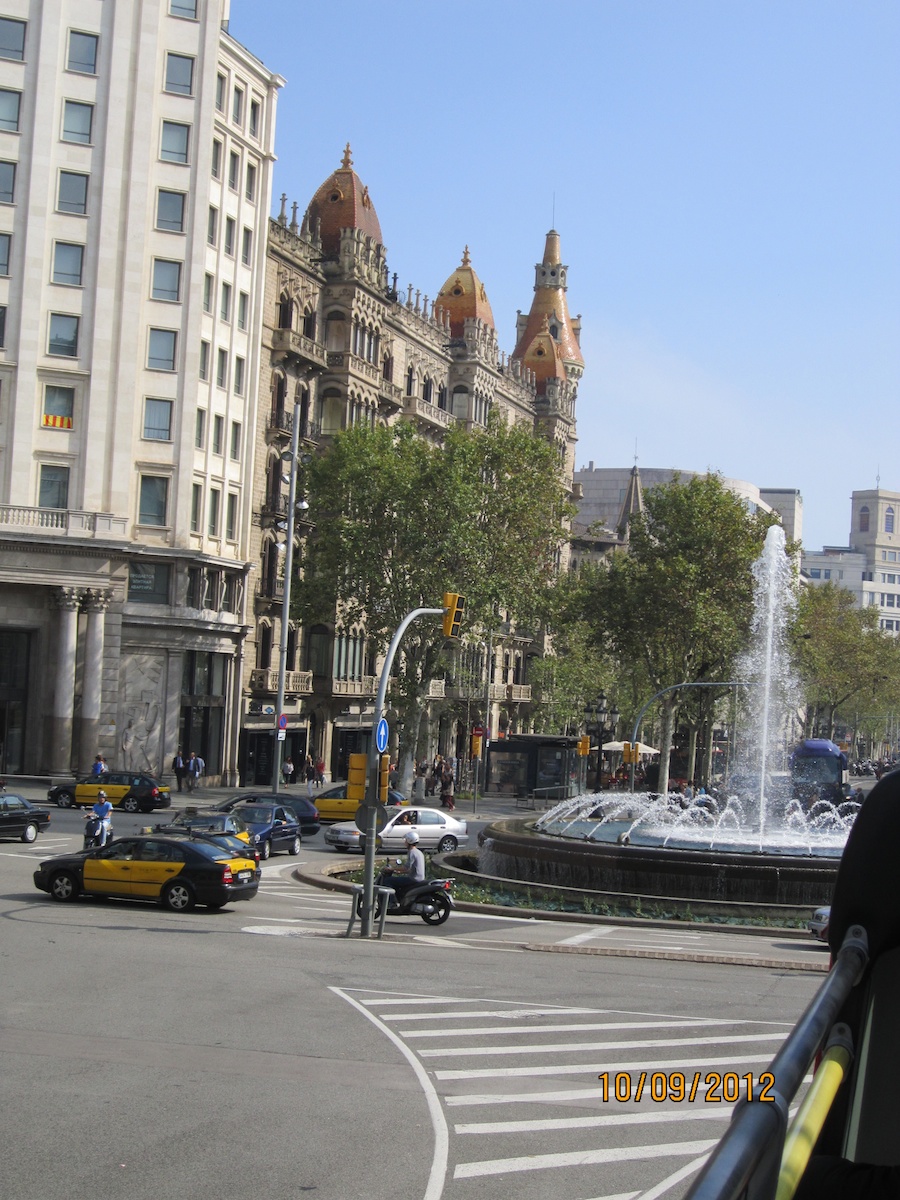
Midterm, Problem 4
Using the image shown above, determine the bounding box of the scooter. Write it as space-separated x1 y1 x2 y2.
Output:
82 812 112 851
356 865 455 926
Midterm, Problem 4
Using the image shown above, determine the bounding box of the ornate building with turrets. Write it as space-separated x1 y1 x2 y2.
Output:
239 147 583 785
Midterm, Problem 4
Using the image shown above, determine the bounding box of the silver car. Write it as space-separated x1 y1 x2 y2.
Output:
323 805 468 854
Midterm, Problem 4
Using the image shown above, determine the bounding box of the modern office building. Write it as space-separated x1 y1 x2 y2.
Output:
0 1 282 778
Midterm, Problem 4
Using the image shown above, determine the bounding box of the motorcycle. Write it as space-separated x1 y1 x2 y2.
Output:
82 812 112 851
356 865 455 926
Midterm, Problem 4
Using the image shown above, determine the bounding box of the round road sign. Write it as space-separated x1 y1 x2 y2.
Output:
375 716 389 755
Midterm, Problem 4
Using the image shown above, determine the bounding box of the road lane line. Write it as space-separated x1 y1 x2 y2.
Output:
419 1032 786 1058
435 1052 781 1080
383 1007 602 1022
401 1019 737 1039
453 1137 719 1179
455 1107 730 1134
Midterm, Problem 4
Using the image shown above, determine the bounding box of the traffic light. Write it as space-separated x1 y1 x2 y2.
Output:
622 741 633 764
578 735 591 757
378 753 390 804
348 753 367 803
442 592 466 638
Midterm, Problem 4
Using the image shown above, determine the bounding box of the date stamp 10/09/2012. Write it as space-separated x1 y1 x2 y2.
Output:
598 1071 775 1104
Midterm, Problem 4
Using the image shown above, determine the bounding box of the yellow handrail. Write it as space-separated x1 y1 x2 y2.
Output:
776 1041 852 1200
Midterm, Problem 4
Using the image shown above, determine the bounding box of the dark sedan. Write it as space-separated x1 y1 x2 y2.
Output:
0 794 51 843
228 803 301 860
215 792 320 837
33 835 260 911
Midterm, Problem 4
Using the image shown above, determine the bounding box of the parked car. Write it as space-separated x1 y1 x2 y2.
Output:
214 792 320 837
33 835 260 911
157 809 253 844
325 805 467 854
0 794 51 843
808 906 830 943
150 817 261 867
230 803 302 859
48 773 171 813
313 782 407 823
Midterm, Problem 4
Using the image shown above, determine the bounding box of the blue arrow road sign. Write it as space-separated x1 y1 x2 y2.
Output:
375 717 389 754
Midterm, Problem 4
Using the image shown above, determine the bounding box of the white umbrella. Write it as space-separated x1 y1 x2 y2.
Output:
601 741 659 755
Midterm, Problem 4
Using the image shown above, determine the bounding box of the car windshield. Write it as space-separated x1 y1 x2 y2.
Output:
238 806 274 823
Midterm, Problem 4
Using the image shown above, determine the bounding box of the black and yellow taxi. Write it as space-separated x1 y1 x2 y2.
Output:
33 834 260 911
48 772 171 813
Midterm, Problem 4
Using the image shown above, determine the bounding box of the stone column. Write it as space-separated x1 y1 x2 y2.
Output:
49 587 82 773
78 588 112 773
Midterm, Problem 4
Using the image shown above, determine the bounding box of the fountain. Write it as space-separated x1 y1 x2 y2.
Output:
473 526 856 918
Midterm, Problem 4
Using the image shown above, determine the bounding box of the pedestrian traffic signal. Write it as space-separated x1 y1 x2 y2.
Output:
442 592 466 638
378 753 390 804
348 753 367 803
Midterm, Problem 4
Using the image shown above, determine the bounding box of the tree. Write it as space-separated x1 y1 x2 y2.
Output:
296 418 573 786
578 473 781 794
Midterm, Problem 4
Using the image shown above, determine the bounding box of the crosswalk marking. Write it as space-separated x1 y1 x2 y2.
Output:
453 1138 720 1180
435 1052 781 1080
400 1018 742 1039
454 1107 731 1135
419 1031 786 1058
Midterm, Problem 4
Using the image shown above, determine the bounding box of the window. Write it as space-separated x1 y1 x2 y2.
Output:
143 398 172 440
230 421 241 460
0 160 16 203
164 52 193 95
203 273 213 312
0 17 26 61
190 483 202 532
823 569 831 580
160 120 189 163
67 30 98 74
170 0 198 15
207 205 218 245
128 562 170 603
233 356 244 394
195 408 206 448
245 162 256 201
39 465 69 509
139 476 168 526
216 348 227 388
887 506 895 534
52 242 84 286
62 100 93 144
59 171 89 214
228 151 239 190
237 291 248 330
241 226 252 265
48 313 79 357
250 98 260 138
199 340 209 381
152 258 181 302
0 232 8 275
207 487 220 536
0 305 5 347
224 216 235 255
232 87 243 124
809 569 821 580
860 506 870 533
212 414 223 454
43 385 75 429
220 281 231 320
0 88 20 131
148 328 177 371
211 139 222 179
215 73 225 111
156 189 185 231
226 491 237 540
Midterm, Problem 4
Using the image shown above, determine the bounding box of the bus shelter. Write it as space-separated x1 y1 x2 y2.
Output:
485 734 585 803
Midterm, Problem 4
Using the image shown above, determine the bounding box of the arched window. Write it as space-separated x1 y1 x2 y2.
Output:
277 293 293 330
406 365 415 397
382 354 393 382
860 506 870 533
422 376 433 405
257 623 273 669
320 387 344 436
261 538 281 597
286 624 297 672
451 385 469 420
325 311 346 352
272 373 287 424
302 310 316 340
437 384 447 410
887 506 895 534
266 456 282 509
306 625 331 676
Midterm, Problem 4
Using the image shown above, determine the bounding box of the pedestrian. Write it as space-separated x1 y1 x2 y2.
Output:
440 764 455 811
186 752 199 792
196 753 205 779
315 757 325 788
91 754 106 778
305 754 316 797
282 756 294 787
171 749 186 793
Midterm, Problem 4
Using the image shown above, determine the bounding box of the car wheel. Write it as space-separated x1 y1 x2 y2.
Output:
288 836 301 856
259 840 271 861
437 835 458 853
50 871 78 902
121 797 140 813
161 881 195 912
21 823 39 843
421 894 452 925
56 792 74 809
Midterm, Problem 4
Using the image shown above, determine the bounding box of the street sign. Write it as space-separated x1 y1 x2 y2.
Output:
473 724 484 736
375 716 389 755
277 729 286 742
277 713 288 730
355 803 388 834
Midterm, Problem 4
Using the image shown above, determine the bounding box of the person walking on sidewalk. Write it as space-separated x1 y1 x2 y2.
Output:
440 764 455 811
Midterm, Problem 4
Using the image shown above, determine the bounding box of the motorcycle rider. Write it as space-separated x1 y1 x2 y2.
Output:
91 789 113 847
387 829 426 906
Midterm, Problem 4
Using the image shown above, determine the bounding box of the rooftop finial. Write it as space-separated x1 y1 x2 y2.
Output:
461 245 471 267
341 142 353 169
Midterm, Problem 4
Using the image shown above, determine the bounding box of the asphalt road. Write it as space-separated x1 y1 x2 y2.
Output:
2 816 822 1200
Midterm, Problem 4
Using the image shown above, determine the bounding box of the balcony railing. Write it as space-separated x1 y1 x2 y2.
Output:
254 579 285 602
402 395 455 431
332 675 377 697
270 328 327 368
426 679 445 699
0 506 129 538
506 684 533 702
266 410 321 442
249 668 313 694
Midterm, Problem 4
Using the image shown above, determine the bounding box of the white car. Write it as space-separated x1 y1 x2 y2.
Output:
323 805 468 854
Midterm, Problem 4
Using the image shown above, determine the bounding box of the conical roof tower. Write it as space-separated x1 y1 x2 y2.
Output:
304 143 383 258
513 230 583 380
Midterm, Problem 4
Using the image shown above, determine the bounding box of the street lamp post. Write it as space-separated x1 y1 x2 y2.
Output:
584 692 619 792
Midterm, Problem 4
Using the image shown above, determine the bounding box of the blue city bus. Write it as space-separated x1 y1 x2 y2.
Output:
789 737 849 807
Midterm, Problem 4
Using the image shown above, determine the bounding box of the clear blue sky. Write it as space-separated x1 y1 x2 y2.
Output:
230 0 899 552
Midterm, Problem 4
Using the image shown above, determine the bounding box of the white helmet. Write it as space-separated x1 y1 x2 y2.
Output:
404 829 419 844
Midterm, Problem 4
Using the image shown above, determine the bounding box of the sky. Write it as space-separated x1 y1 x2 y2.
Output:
229 0 899 552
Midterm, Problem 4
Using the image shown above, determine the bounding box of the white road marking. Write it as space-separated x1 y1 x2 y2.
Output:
455 1107 731 1135
383 1006 603 1022
400 1019 738 1039
419 1031 786 1058
435 1052 780 1080
558 927 623 945
453 1137 720 1179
